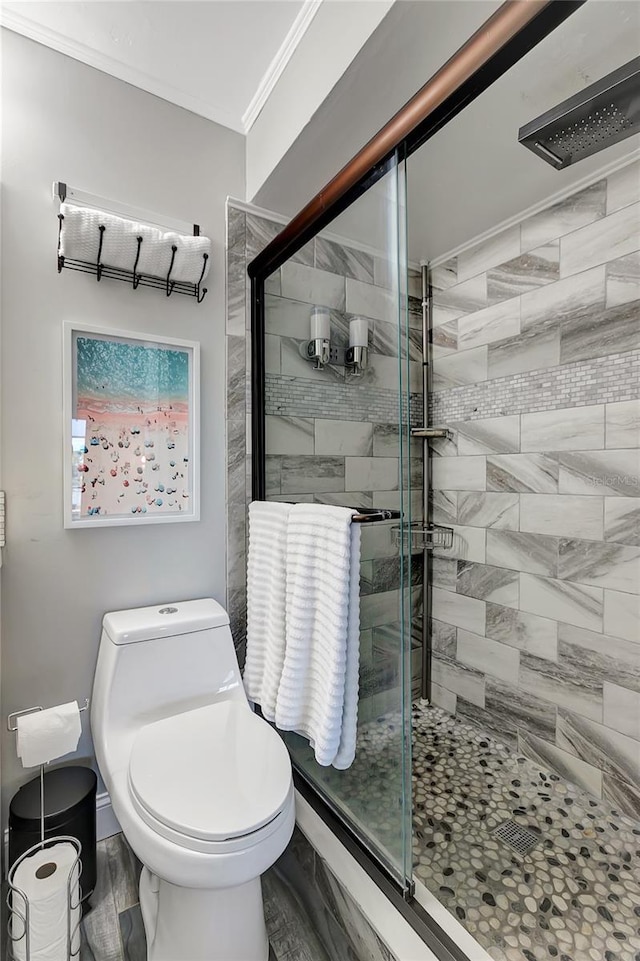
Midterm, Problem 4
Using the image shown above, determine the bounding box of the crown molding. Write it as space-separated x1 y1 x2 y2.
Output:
241 0 323 134
0 8 244 133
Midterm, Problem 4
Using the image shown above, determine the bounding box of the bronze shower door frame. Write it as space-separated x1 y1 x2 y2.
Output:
247 2 586 957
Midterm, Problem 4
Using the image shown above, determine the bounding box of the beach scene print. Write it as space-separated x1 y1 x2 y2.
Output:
71 333 192 520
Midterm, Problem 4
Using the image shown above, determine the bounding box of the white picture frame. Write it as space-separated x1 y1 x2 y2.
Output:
63 322 200 528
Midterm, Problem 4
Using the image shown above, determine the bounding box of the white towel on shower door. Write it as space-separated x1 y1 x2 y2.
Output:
275 503 361 769
244 500 291 720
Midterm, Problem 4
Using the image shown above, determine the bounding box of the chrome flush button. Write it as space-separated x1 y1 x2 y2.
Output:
158 606 178 614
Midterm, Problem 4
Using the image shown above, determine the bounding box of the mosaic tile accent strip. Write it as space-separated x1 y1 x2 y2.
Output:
267 373 424 426
430 350 640 424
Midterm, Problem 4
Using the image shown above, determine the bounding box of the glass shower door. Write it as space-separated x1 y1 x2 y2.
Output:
261 153 414 890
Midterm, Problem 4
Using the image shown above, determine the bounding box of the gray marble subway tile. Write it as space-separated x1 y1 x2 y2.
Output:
432 273 487 323
360 523 398 561
606 399 640 450
281 455 344 494
602 772 640 820
265 269 282 296
520 572 603 633
270 493 314 504
431 586 486 634
453 414 520 456
487 242 559 303
457 298 520 350
345 456 398 492
369 556 403 594
431 346 488 390
605 497 640 546
521 404 605 452
280 337 345 383
603 681 640 740
457 225 520 282
226 335 246 422
226 245 247 337
454 697 518 751
431 654 485 707
520 493 604 540
431 318 458 359
431 489 458 525
227 204 246 251
430 257 458 292
266 295 342 339
560 201 640 277
315 236 374 283
606 249 640 307
606 159 640 214
431 455 486 491
314 491 371 510
485 602 557 660
281 262 345 310
314 419 373 456
558 450 640 497
372 318 422 362
360 589 400 629
430 681 457 714
428 432 458 458
518 731 603 798
487 325 560 380
520 651 603 722
348 352 421 393
457 628 520 683
519 263 605 334
119 905 146 961
265 334 281 374
603 588 640 642
432 557 457 593
372 423 400 457
486 453 559 493
557 622 640 695
456 560 519 609
458 678 556 747
559 537 640 594
266 416 314 455
433 524 486 563
266 455 282 496
345 277 395 323
247 215 314 266
556 709 640 796
457 491 519 530
521 180 607 250
486 530 558 576
559 297 640 365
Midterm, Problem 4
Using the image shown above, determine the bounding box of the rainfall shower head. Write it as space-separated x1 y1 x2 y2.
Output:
519 56 640 169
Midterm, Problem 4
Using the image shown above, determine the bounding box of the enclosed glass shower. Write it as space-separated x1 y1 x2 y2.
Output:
248 2 640 958
260 155 417 889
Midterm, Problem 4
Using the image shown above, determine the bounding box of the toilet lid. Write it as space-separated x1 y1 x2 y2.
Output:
128 701 292 842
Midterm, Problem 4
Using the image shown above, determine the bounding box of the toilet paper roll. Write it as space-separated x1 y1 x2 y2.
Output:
10 842 81 961
16 702 82 768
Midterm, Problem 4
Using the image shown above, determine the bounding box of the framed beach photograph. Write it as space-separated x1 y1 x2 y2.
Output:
63 322 200 528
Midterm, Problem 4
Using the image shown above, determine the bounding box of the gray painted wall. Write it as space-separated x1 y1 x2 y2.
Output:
0 30 245 811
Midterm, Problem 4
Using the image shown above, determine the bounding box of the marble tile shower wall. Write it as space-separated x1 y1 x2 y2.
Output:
427 159 640 819
263 239 425 704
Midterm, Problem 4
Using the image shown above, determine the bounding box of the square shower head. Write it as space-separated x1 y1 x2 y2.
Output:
519 56 640 168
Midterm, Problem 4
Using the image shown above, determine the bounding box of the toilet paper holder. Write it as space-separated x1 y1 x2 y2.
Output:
6 700 89 960
7 835 83 961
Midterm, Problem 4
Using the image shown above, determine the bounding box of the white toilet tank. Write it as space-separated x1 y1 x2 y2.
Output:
92 599 247 769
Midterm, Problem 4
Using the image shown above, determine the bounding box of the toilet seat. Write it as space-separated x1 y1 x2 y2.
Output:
128 701 292 852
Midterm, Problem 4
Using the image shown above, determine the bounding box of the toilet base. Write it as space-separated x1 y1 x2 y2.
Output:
139 865 269 961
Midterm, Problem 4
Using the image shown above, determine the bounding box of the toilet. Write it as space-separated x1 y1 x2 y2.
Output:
91 598 295 961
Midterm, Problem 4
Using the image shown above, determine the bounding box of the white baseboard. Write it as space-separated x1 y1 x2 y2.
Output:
4 790 120 875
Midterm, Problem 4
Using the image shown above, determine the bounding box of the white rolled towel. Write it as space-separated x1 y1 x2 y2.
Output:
59 204 211 285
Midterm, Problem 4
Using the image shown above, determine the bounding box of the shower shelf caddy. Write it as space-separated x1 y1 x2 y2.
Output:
6 703 88 961
54 181 209 303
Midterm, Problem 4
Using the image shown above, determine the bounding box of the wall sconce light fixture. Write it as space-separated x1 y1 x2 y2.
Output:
346 316 369 374
305 306 331 369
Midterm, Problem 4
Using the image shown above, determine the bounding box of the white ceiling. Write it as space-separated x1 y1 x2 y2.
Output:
0 0 319 133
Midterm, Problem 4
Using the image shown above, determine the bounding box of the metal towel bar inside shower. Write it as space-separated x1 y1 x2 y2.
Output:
280 504 401 523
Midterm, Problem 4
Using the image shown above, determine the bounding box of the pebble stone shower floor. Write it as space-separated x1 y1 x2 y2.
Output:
327 702 640 961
